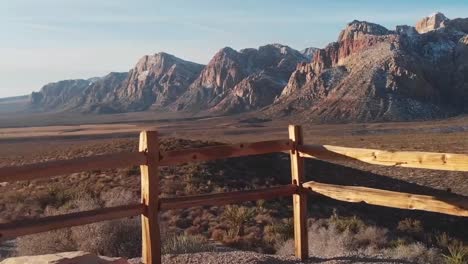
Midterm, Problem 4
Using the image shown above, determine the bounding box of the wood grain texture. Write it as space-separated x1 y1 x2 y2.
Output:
160 185 297 210
0 204 144 240
0 151 146 182
140 131 161 264
303 181 468 217
289 125 308 260
159 139 291 166
298 144 468 171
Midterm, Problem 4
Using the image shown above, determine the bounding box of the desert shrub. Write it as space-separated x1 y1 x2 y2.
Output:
16 229 76 256
222 205 256 238
443 243 468 264
162 234 214 254
264 218 294 245
396 218 425 242
277 216 443 263
389 237 409 248
437 232 453 249
397 218 423 234
71 218 141 258
330 211 365 233
211 229 226 241
385 242 442 263
37 185 73 209
16 189 142 258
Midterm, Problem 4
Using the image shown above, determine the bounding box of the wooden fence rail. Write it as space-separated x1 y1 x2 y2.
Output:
0 125 467 264
303 181 468 217
0 204 144 240
298 144 468 171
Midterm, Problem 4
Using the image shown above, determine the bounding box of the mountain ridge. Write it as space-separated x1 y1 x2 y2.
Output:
21 12 468 122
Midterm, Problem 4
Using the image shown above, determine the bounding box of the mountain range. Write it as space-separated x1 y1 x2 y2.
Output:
23 12 468 122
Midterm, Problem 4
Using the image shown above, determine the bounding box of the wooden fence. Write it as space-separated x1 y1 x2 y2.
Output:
0 125 467 263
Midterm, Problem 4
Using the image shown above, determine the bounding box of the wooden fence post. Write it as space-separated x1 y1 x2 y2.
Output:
288 125 308 260
139 131 161 264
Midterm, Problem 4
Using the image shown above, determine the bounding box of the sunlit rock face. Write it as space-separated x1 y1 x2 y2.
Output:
172 44 308 113
415 12 449 33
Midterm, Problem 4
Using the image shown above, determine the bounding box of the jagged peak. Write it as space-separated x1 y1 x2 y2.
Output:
415 12 450 33
134 52 203 72
429 12 449 21
217 46 238 55
258 43 298 55
339 20 390 41
301 47 319 59
153 51 176 59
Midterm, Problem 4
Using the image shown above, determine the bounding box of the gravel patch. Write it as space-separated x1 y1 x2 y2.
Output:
129 251 411 264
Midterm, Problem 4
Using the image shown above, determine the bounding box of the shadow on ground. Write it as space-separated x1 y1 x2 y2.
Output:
303 159 468 240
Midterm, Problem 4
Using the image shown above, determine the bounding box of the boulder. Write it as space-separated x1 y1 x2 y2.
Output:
0 251 129 264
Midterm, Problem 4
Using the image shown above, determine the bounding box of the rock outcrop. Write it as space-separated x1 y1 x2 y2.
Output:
415 12 449 33
30 79 92 111
109 53 204 112
300 47 319 60
0 251 129 264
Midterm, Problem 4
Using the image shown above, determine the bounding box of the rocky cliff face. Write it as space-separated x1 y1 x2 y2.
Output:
30 79 93 111
300 47 319 60
267 13 468 122
172 44 307 113
110 52 204 112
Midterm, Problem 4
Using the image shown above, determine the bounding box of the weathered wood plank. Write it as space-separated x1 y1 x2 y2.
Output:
139 131 161 264
289 125 308 260
303 181 468 217
0 204 144 240
0 151 146 183
160 185 297 210
298 144 468 171
159 139 291 166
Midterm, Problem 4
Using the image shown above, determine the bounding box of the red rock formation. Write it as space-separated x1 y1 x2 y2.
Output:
27 13 468 122
416 12 449 33
172 44 307 113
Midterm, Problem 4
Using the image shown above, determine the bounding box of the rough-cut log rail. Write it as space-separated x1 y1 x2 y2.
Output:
0 151 147 183
303 181 468 217
159 139 291 166
160 185 297 210
0 204 144 240
298 144 468 172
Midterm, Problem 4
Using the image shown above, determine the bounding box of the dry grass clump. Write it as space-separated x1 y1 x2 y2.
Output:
277 213 444 264
443 243 468 264
162 234 214 254
436 233 468 264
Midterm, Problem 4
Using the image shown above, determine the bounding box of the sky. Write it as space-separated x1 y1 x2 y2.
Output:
0 0 467 98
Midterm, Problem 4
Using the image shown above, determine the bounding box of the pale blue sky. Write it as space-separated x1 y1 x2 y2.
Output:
1 0 467 98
